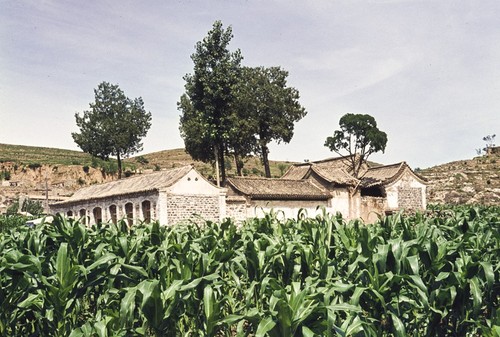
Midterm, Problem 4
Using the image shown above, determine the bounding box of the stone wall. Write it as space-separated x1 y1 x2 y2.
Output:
386 169 427 210
360 196 386 223
226 200 247 224
397 187 423 210
166 194 220 224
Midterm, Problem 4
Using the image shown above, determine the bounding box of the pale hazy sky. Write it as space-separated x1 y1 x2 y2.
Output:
1 0 499 169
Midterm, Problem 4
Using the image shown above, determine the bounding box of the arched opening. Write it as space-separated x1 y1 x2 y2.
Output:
142 200 151 223
93 207 102 224
67 210 73 217
109 205 117 224
125 202 134 226
79 209 87 225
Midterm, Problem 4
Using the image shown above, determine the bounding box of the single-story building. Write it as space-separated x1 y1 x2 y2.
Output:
50 166 226 225
282 156 427 222
225 177 331 222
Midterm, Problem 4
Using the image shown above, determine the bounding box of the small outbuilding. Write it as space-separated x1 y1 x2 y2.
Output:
225 177 331 221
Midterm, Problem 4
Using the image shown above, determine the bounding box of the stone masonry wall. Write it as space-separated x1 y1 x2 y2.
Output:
166 194 220 224
397 187 423 210
360 196 386 224
226 201 247 224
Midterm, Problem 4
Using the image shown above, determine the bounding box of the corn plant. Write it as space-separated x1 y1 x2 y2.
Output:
0 205 498 336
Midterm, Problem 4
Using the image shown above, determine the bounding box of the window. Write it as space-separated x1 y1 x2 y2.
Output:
67 210 73 217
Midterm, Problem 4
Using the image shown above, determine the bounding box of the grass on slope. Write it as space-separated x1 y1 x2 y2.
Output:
0 144 295 179
0 143 94 166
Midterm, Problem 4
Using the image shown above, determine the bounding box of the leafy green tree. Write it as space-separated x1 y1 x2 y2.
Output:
476 134 496 155
178 21 242 184
72 82 152 179
6 198 44 216
235 66 307 177
324 113 388 178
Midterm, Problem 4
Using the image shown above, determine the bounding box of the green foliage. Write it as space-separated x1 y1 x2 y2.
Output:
100 160 118 176
0 214 28 233
0 170 11 180
278 163 289 176
136 155 149 165
325 113 388 178
28 162 42 170
6 198 44 216
179 23 306 180
0 143 94 166
72 82 152 179
179 21 243 183
0 205 498 336
235 66 307 177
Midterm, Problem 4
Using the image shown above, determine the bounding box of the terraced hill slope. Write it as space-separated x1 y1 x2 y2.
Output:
420 153 499 205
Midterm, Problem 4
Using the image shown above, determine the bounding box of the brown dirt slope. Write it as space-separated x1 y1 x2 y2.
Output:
419 153 500 205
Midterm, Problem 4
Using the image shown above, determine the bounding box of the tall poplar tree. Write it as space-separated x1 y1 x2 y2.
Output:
178 21 242 184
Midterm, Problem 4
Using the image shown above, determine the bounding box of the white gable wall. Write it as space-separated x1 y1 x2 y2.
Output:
385 169 427 210
167 168 220 195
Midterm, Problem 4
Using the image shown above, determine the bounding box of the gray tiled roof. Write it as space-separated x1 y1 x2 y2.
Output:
52 166 193 204
227 177 330 200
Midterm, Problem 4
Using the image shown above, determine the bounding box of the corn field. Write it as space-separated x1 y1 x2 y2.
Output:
0 205 499 336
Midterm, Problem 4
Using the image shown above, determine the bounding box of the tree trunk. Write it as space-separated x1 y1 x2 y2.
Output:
214 147 220 187
234 154 244 176
261 144 271 178
117 152 122 179
219 145 226 184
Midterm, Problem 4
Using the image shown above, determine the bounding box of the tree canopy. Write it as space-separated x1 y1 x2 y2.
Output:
324 113 387 178
178 20 242 184
72 82 152 179
179 21 307 181
235 66 306 177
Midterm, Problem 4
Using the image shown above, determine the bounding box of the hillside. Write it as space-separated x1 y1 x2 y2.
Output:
0 143 94 166
419 153 500 205
0 144 294 213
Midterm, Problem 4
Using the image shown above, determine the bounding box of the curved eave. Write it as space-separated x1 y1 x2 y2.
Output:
383 164 428 187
